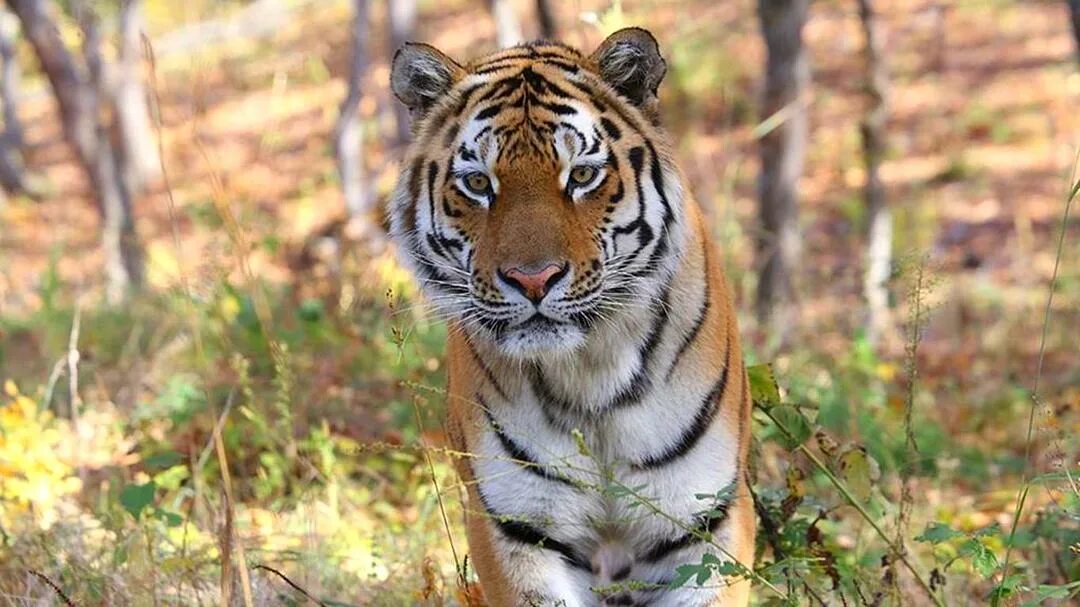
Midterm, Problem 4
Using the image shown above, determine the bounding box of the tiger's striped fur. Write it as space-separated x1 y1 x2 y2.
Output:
388 28 754 606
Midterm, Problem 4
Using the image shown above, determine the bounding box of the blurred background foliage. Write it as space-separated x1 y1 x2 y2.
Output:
0 0 1077 605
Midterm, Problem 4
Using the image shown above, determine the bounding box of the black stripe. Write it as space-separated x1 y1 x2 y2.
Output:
529 270 672 418
538 101 577 116
529 367 576 431
425 161 444 244
611 146 652 243
411 253 466 296
645 141 674 225
478 395 578 488
466 339 509 402
521 66 577 99
633 332 733 470
477 76 521 103
474 486 591 570
476 104 502 120
665 236 711 382
474 62 524 75
552 75 649 140
442 156 464 218
443 123 460 146
437 234 463 253
601 116 622 140
640 479 737 563
608 273 674 409
587 132 602 155
424 81 484 131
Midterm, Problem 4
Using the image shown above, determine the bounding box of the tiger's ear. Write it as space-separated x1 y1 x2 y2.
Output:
391 43 464 120
589 27 667 109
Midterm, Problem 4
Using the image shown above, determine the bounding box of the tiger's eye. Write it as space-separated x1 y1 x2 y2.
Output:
569 166 597 186
464 172 491 194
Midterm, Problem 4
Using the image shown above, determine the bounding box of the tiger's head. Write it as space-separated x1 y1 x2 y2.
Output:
389 28 687 360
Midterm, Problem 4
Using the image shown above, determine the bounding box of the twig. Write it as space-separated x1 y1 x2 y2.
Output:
996 151 1079 602
65 305 87 498
894 258 929 603
253 564 328 606
142 33 205 362
42 357 66 412
213 404 255 607
603 479 789 599
196 389 237 474
410 396 466 588
66 305 83 424
27 569 76 607
759 406 945 607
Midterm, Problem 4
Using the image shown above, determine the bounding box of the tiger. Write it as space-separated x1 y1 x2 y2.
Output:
387 28 755 607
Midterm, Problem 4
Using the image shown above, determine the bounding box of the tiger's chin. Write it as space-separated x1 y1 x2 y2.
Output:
493 316 587 361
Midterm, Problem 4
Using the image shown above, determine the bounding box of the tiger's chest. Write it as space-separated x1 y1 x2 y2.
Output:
467 371 740 576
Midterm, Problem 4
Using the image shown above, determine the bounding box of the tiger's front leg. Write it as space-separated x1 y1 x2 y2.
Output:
462 495 591 607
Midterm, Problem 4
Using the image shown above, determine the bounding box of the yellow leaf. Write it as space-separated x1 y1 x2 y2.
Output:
876 363 897 382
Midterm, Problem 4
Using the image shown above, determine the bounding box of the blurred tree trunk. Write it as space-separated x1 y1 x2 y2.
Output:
755 0 808 336
858 0 892 346
536 0 557 39
78 3 143 304
1068 0 1080 63
113 0 160 194
387 0 416 146
0 9 42 199
488 0 523 48
335 0 375 222
6 0 143 303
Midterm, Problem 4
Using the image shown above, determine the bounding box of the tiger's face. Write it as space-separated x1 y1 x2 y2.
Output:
389 29 685 359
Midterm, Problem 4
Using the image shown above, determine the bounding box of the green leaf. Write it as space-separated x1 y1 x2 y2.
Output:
770 405 811 449
154 508 184 527
695 562 711 585
974 522 1002 538
1021 582 1079 606
670 564 699 588
915 522 964 545
987 573 1025 601
143 451 183 470
959 538 997 577
153 464 191 491
113 545 128 566
747 364 781 407
298 298 325 322
838 447 880 502
120 481 157 521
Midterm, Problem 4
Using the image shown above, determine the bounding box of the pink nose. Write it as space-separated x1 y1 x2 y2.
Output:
499 263 567 303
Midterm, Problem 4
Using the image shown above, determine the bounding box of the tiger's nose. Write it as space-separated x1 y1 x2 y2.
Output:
498 262 568 303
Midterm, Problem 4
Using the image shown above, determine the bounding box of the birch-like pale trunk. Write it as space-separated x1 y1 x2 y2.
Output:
334 0 374 221
388 0 416 146
858 0 893 346
79 3 143 304
113 0 160 194
6 0 143 303
488 0 523 48
755 0 809 335
0 8 39 198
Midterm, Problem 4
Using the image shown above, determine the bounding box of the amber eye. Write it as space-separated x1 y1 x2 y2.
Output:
463 172 491 195
568 166 597 187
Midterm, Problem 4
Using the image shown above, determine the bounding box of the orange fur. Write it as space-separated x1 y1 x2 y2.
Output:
391 30 755 606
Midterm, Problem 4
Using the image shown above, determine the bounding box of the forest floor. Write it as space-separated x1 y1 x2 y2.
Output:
0 0 1077 605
